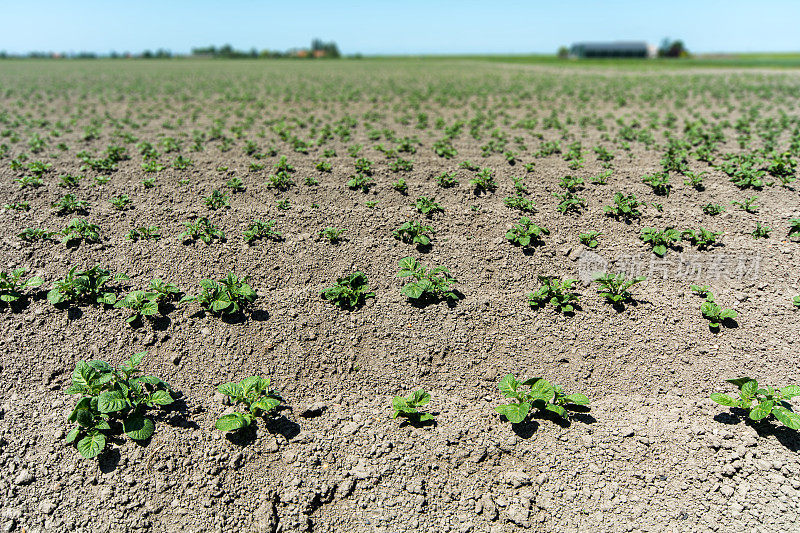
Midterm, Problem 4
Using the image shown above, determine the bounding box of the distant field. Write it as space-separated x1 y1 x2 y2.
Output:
377 52 800 69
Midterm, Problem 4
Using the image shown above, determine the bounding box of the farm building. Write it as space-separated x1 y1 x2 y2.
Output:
569 41 656 59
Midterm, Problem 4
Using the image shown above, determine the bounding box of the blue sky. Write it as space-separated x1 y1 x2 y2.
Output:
2 1 799 55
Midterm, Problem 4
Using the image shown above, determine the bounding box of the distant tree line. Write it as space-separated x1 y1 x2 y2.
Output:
0 40 343 59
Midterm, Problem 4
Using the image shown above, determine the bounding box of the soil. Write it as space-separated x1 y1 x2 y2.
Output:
1 60 799 533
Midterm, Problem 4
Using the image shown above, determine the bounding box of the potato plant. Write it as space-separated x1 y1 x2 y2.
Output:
528 276 579 313
393 220 433 247
48 266 129 306
711 378 800 429
320 271 375 310
180 273 256 315
495 374 589 423
397 257 459 302
392 390 434 425
505 218 549 247
215 376 282 432
594 273 645 305
0 268 43 306
65 352 173 458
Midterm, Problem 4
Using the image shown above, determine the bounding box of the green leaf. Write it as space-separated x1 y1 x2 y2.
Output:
74 406 94 428
719 309 737 319
99 293 118 305
240 376 261 395
495 402 530 424
211 299 231 312
741 380 758 399
148 390 174 406
76 433 105 458
65 427 80 444
653 244 666 256
411 389 430 406
218 382 241 398
780 385 800 398
98 390 127 413
710 393 737 406
749 400 773 421
215 413 250 431
398 257 417 272
251 397 280 414
123 414 155 440
402 282 425 299
47 288 65 305
545 403 567 418
528 378 555 403
71 361 93 388
563 393 590 406
498 374 519 398
773 406 800 430
417 412 435 422
24 276 43 289
392 396 410 414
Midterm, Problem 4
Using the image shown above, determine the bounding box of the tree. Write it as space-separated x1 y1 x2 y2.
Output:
659 38 689 58
557 46 569 59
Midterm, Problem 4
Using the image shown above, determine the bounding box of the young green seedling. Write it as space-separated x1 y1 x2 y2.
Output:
114 291 159 324
397 257 459 302
215 376 282 432
0 268 43 305
147 278 181 304
604 192 643 220
414 196 443 216
752 222 771 239
789 219 800 241
435 172 458 188
506 218 549 247
470 168 497 193
640 227 680 256
579 231 601 248
180 273 256 315
244 219 282 243
681 228 722 249
393 221 433 247
731 196 759 213
593 273 645 305
495 373 589 423
60 218 100 245
702 203 725 216
204 189 230 210
503 194 536 213
528 276 579 313
180 218 225 244
127 226 161 242
711 378 800 429
320 271 375 310
319 227 345 243
691 285 711 298
48 266 129 306
392 390 434 424
696 291 737 329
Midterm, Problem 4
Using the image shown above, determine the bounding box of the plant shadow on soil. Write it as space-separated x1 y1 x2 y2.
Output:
510 407 596 439
224 413 300 447
398 414 437 430
715 317 739 331
187 307 270 324
408 290 465 310
714 408 800 452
